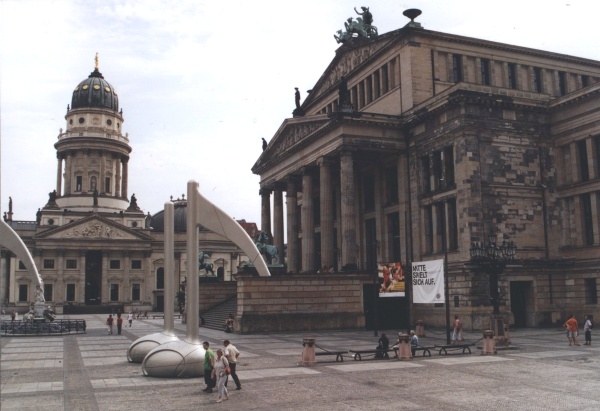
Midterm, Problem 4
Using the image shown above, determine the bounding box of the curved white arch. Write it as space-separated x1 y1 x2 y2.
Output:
0 219 43 289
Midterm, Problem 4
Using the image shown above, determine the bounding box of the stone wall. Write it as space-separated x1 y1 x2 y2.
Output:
198 281 237 313
235 272 370 333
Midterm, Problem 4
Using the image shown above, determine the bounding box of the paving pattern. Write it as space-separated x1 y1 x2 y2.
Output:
2 315 600 410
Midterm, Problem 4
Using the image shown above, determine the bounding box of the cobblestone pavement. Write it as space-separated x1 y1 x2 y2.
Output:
1 315 599 410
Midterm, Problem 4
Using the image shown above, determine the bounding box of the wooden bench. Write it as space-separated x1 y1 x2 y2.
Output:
151 314 182 319
394 345 433 357
315 350 348 362
435 343 473 355
349 349 395 361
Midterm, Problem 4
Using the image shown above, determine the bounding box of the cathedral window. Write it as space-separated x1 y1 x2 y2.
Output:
18 261 26 270
481 59 490 86
66 259 77 269
585 278 598 304
533 67 543 92
110 259 121 269
508 63 517 89
90 176 97 190
558 71 567 96
43 259 55 269
452 54 463 83
131 260 142 269
156 267 164 289
110 284 119 302
132 283 141 301
66 284 76 302
105 177 111 193
581 193 594 246
19 284 28 302
76 176 82 191
44 284 53 302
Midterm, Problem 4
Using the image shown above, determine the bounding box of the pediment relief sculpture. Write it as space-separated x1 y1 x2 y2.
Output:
272 122 326 157
61 221 129 239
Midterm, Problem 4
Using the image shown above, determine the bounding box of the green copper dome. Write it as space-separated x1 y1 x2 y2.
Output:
71 68 119 111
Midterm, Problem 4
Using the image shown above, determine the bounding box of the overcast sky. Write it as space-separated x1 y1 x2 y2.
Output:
1 0 599 227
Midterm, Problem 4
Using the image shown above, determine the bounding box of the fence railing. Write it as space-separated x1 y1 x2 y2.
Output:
0 319 87 336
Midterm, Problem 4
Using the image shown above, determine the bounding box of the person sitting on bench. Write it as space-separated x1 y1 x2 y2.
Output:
410 330 419 357
375 333 390 358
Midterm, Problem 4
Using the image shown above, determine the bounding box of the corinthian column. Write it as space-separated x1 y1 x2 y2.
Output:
340 151 357 268
260 188 272 240
286 177 299 273
273 189 284 264
318 157 334 269
301 170 315 271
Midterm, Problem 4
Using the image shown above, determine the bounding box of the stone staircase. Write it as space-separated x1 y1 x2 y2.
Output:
201 296 237 331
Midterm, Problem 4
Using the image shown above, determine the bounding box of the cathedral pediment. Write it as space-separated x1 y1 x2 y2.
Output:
35 215 152 241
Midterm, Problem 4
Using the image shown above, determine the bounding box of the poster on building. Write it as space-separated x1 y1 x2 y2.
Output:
378 262 405 297
412 259 445 304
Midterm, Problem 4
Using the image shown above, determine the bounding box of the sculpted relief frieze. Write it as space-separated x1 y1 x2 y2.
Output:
317 42 387 99
273 123 323 156
62 222 126 239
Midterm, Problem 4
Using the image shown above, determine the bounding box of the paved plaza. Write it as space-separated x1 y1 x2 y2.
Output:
1 314 599 410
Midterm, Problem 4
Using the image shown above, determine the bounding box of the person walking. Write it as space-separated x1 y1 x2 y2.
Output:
224 339 241 390
452 315 462 344
212 349 229 403
11 309 16 322
563 314 580 346
106 314 114 335
583 315 592 345
127 311 134 327
116 313 123 335
202 341 216 393
225 314 234 333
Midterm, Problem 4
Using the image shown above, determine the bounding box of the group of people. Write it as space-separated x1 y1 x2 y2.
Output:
563 314 593 346
106 311 135 335
202 340 242 403
376 331 421 357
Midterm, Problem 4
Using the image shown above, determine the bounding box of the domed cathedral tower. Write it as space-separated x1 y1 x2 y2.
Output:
53 55 134 213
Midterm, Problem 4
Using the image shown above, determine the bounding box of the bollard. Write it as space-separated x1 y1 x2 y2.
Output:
416 320 426 337
481 330 497 355
300 337 317 366
397 333 412 360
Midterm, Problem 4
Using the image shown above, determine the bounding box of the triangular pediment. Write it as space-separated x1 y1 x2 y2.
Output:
253 117 330 172
35 215 153 241
306 31 398 105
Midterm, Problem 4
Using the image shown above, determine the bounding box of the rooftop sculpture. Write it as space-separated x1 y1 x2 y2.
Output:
334 6 378 44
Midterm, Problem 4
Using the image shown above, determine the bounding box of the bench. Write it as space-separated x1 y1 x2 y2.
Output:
151 314 182 319
315 350 348 362
435 343 472 355
349 349 395 361
394 345 433 357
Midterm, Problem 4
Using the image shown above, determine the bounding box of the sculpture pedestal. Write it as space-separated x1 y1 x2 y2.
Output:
416 320 426 337
481 330 497 355
300 337 316 366
397 334 412 360
490 315 510 347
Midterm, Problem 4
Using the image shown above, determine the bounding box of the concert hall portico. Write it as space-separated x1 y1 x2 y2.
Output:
252 113 410 274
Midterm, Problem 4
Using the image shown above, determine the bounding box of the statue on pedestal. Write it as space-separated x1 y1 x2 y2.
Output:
255 231 279 265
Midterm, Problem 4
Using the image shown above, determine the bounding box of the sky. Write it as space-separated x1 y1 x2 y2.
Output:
2 0 600 227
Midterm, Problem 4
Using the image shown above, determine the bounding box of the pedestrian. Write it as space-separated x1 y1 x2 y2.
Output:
128 311 133 327
106 314 114 335
583 315 592 345
212 348 229 403
224 339 241 390
116 313 123 335
410 330 419 357
202 341 216 393
452 315 462 344
225 314 234 333
11 309 16 322
563 314 580 346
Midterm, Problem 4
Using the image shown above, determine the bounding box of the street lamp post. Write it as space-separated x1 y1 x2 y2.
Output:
469 234 517 346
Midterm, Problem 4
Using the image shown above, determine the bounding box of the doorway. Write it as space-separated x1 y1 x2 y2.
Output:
510 281 533 327
85 251 102 304
156 294 164 312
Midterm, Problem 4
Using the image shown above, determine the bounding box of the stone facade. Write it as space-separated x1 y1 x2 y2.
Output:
252 14 600 329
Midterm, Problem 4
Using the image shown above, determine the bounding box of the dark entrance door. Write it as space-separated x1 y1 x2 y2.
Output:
85 251 102 304
156 295 164 312
510 281 532 327
363 283 409 331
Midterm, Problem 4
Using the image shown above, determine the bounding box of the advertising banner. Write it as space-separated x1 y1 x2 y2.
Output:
412 259 445 304
378 262 405 297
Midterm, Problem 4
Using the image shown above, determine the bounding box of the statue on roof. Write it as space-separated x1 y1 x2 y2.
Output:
334 6 378 44
94 52 99 70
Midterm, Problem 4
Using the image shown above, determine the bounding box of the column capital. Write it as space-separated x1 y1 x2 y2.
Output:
259 187 272 196
317 156 335 167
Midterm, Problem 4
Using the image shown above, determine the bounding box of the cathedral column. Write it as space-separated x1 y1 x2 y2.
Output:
82 149 90 192
79 250 86 303
260 188 272 239
65 153 73 194
398 153 410 262
145 251 152 306
318 157 335 269
101 251 109 303
121 157 129 199
56 250 65 302
100 150 106 193
301 170 315 271
115 156 121 197
273 189 284 264
56 155 63 196
286 177 299 273
340 151 357 268
123 251 131 301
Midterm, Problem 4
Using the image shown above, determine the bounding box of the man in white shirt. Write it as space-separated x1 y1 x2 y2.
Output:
223 339 241 390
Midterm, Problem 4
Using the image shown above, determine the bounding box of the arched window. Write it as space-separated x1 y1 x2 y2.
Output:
156 267 164 289
90 176 97 190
